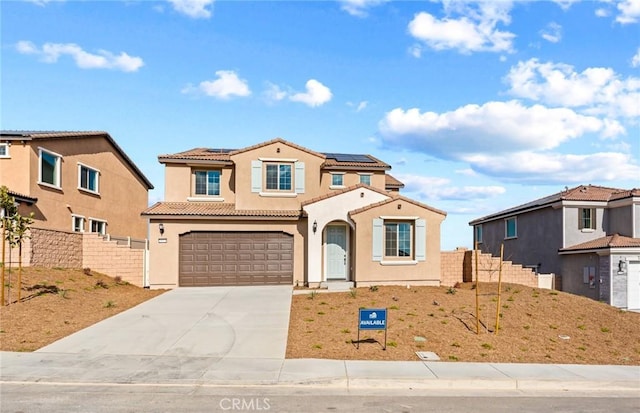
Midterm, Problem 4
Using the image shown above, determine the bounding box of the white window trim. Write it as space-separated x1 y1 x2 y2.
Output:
380 260 418 266
77 162 100 195
358 172 372 185
258 157 298 162
0 143 9 158
38 147 63 190
259 192 298 198
187 196 224 202
504 217 517 239
193 169 222 197
71 214 85 233
329 172 346 189
88 217 107 235
475 224 483 244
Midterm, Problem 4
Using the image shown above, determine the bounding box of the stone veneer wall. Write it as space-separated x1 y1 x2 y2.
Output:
30 228 83 268
82 233 145 287
441 248 540 288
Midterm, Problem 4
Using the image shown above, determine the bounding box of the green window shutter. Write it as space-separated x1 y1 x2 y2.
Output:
295 161 305 194
372 218 383 262
415 219 426 261
251 160 262 193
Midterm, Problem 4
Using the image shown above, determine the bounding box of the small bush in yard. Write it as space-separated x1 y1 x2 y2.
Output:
369 285 379 292
104 300 116 308
83 268 92 276
95 280 109 289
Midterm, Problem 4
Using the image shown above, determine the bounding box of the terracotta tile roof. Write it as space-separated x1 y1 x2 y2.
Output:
231 137 326 159
5 189 38 205
1 130 154 190
385 174 404 188
560 234 640 252
142 202 302 218
470 184 630 225
610 188 640 201
301 183 391 207
158 148 233 163
349 195 447 217
157 138 390 169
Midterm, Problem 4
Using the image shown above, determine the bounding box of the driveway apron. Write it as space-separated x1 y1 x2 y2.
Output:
36 286 293 359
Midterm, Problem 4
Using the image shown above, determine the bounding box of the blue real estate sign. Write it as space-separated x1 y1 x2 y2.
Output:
358 308 387 330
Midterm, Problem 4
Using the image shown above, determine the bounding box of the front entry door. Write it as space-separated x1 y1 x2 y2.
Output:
326 225 348 280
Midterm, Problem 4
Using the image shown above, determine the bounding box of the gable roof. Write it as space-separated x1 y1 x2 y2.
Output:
469 184 631 225
301 183 391 207
141 202 302 218
349 194 447 217
560 234 640 253
385 174 405 189
157 138 391 170
1 130 154 190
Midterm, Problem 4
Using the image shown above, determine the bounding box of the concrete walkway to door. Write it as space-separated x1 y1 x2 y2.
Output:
37 286 293 358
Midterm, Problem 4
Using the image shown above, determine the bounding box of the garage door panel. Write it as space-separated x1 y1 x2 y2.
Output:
179 231 293 286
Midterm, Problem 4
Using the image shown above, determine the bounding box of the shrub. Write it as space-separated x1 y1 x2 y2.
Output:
95 280 109 289
83 268 92 276
369 285 379 292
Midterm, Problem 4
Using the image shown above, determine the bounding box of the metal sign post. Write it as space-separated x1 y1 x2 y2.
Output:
357 308 388 350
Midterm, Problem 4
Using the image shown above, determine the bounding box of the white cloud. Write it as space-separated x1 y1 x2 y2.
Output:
595 8 610 18
378 100 618 158
182 70 251 99
632 48 640 67
167 0 214 19
264 82 287 102
23 0 64 5
408 2 515 54
15 40 144 72
356 101 368 112
540 22 562 43
616 0 640 24
289 79 332 107
455 168 478 177
397 174 506 201
338 0 387 17
505 58 640 118
551 0 580 10
465 151 640 184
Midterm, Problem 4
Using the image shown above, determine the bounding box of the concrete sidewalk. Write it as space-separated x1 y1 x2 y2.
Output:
1 352 638 392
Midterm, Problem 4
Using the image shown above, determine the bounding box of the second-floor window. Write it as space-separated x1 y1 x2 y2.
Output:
359 174 371 185
265 163 292 191
475 224 483 244
0 143 9 158
78 164 100 194
39 148 62 188
194 170 220 196
579 208 596 230
505 217 517 239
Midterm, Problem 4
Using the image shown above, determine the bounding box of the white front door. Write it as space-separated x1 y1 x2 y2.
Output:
326 225 348 280
628 262 640 309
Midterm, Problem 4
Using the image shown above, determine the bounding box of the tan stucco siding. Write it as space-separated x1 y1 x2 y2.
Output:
147 218 306 288
320 170 387 192
350 199 445 285
231 141 325 210
164 164 235 203
0 142 32 194
4 138 149 238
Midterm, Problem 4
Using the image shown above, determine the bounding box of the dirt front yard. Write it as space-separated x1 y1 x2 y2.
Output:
286 283 640 365
0 267 164 351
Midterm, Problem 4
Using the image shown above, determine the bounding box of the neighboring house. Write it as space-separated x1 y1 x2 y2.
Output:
0 130 154 239
469 185 640 309
142 138 446 289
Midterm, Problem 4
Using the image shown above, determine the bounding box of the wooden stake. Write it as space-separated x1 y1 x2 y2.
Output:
1 223 5 306
475 242 480 335
495 243 504 335
17 242 22 302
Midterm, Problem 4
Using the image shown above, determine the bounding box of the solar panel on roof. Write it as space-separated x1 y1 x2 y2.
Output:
323 153 375 163
206 148 234 153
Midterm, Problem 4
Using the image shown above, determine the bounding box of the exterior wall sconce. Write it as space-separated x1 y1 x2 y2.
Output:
159 223 165 235
397 204 402 209
618 260 627 273
360 192 364 198
276 147 280 153
313 220 318 234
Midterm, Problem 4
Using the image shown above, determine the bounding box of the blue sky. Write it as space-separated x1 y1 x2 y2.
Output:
2 0 639 250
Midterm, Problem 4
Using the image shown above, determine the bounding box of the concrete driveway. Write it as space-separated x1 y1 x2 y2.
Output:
37 286 293 359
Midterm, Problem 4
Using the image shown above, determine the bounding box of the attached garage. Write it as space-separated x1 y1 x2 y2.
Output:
179 231 293 286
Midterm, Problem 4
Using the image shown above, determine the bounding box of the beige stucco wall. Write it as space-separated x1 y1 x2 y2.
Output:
163 163 236 203
350 199 445 286
2 137 149 238
319 170 386 192
303 187 390 284
147 218 306 288
0 142 32 194
231 141 325 210
82 233 145 286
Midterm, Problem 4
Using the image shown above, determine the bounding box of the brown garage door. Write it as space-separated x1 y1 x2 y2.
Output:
179 231 293 286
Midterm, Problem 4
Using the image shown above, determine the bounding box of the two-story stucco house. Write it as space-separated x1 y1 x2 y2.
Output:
469 185 640 309
0 131 154 239
142 138 446 289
